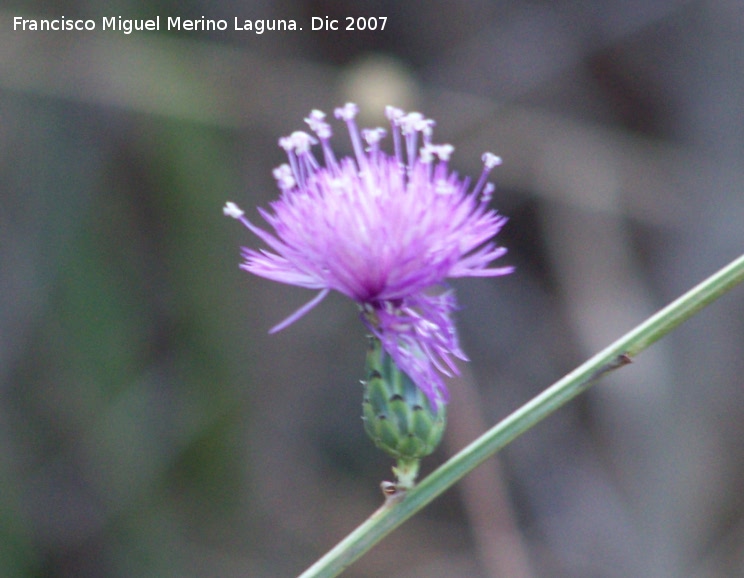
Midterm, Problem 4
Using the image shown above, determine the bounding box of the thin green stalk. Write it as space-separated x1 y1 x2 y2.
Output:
297 253 744 578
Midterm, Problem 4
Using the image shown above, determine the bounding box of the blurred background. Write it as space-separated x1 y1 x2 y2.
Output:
1 1 743 577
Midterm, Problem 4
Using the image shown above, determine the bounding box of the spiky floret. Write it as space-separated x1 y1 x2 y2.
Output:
225 103 512 409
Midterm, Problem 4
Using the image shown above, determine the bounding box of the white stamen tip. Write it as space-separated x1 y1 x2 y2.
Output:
419 144 436 164
481 183 495 202
362 127 386 146
334 102 358 121
289 131 316 153
400 112 424 135
223 202 244 219
385 105 404 122
418 118 436 136
305 110 331 138
272 164 296 190
420 143 454 163
482 153 502 169
437 143 454 161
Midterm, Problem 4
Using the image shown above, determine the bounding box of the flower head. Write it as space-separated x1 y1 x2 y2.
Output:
225 103 512 408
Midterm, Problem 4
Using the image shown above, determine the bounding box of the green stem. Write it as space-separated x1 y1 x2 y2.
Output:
392 458 420 490
297 253 744 578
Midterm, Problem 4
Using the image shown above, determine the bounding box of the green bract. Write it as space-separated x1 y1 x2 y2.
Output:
362 337 446 463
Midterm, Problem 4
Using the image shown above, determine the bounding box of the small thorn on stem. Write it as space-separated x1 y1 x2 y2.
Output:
380 480 407 507
381 481 397 496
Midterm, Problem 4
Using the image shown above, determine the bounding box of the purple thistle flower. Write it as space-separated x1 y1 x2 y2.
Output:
224 103 513 409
